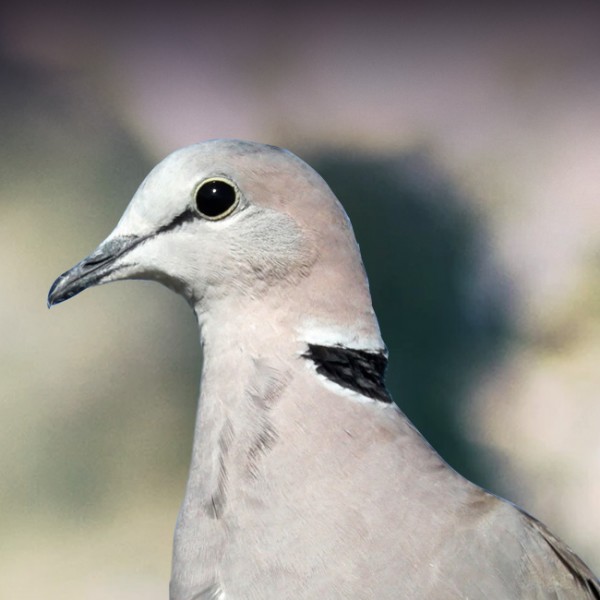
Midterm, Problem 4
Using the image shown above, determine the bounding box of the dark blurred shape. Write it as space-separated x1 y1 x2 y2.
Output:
0 50 150 224
310 151 513 489
0 51 174 517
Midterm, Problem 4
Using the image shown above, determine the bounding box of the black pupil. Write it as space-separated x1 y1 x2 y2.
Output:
195 180 236 218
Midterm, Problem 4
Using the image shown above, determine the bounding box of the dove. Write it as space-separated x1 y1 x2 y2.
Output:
48 139 599 599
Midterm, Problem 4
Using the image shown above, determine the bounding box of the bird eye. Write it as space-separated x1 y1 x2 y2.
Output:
194 178 239 220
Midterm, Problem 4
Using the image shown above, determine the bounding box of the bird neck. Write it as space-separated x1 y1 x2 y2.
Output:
182 302 294 506
183 292 384 506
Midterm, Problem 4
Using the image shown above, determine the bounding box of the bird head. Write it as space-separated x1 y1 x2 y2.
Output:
48 140 382 349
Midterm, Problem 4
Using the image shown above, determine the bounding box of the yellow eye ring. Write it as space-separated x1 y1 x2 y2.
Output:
194 178 239 220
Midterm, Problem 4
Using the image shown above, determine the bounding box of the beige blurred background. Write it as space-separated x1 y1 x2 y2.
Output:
1 2 599 598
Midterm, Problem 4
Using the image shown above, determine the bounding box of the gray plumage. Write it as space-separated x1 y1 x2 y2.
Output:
48 139 599 599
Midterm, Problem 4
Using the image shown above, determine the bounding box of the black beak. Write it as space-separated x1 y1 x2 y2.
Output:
47 235 143 307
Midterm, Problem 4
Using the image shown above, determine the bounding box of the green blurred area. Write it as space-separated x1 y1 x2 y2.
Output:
1 56 192 597
311 153 512 488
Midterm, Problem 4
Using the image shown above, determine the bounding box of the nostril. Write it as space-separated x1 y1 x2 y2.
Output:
84 251 112 267
83 235 143 268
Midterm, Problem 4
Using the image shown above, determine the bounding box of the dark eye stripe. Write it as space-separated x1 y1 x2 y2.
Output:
155 208 197 235
195 179 238 220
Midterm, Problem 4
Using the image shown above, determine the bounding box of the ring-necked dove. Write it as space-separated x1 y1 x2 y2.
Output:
48 140 599 599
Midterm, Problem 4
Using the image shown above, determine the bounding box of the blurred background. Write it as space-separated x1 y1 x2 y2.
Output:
1 1 599 597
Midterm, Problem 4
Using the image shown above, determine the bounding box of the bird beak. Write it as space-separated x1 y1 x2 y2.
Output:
47 235 144 307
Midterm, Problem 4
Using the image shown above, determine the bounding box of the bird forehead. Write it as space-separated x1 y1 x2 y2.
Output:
113 145 226 232
135 141 290 203
115 139 338 235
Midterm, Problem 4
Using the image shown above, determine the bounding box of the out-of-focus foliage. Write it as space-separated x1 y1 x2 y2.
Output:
0 54 198 598
312 153 511 487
